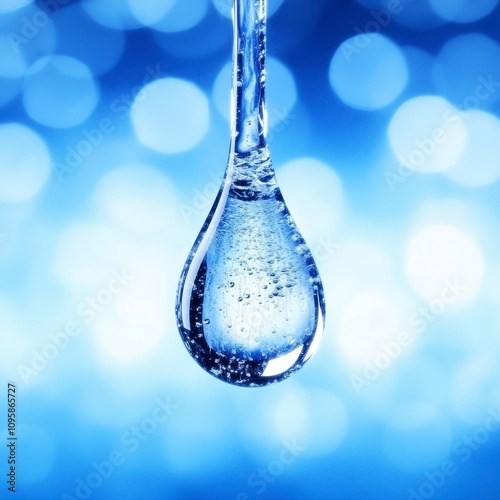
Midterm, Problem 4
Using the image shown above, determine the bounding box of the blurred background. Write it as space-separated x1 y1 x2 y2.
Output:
1 0 500 498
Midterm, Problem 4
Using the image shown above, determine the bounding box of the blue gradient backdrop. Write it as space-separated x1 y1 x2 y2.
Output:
1 0 500 499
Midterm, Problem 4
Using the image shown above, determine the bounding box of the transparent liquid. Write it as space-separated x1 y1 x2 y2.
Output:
176 147 325 386
175 0 325 386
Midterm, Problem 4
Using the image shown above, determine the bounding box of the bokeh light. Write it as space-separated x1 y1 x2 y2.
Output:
404 224 485 304
433 33 500 109
151 0 209 33
388 95 467 173
428 0 499 23
127 0 175 26
92 164 180 233
276 158 344 240
82 0 144 30
0 0 32 14
329 33 408 110
0 123 51 202
444 110 500 186
3 2 500 499
131 77 210 153
23 55 99 128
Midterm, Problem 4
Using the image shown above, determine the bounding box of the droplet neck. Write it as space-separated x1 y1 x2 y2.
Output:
231 0 268 154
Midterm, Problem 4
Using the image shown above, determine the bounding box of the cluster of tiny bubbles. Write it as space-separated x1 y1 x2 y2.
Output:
329 33 408 110
213 57 298 129
131 77 210 154
23 55 99 128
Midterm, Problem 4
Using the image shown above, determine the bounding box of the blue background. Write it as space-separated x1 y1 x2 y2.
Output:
1 0 500 499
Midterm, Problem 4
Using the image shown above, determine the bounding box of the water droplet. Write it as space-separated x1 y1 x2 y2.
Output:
175 0 325 387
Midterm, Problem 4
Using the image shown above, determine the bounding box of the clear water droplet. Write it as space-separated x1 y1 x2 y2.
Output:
175 0 325 387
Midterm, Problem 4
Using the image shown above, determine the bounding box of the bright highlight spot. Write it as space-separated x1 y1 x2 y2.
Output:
82 0 144 30
329 34 408 110
131 78 209 154
128 0 175 26
152 0 209 33
0 123 51 202
444 110 500 187
388 96 467 173
276 158 343 240
23 56 99 128
405 225 485 304
428 0 499 23
92 164 179 233
338 291 402 367
0 0 32 13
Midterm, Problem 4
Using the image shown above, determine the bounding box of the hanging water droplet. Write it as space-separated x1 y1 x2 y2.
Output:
175 0 326 387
